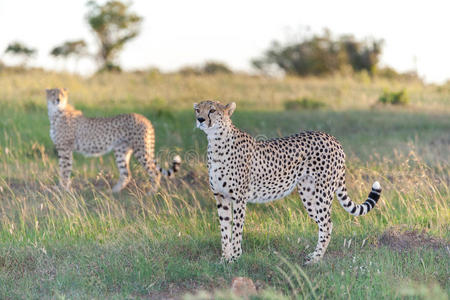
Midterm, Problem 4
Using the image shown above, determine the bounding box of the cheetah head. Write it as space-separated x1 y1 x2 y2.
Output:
193 100 236 132
46 88 68 115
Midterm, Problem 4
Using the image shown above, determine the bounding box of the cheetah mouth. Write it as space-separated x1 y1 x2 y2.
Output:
197 121 209 130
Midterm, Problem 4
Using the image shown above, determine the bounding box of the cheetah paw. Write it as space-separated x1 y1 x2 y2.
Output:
220 256 232 264
220 254 240 264
112 184 124 193
304 253 321 265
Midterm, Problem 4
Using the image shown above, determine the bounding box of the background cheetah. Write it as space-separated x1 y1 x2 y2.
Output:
194 100 382 263
46 88 181 192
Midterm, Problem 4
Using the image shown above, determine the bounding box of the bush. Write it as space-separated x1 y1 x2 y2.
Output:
253 29 383 77
178 66 202 76
203 61 232 74
97 62 122 73
284 98 326 110
378 89 409 105
178 61 232 76
377 67 422 82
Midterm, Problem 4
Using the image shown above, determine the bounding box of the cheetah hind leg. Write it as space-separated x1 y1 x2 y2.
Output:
304 220 333 265
297 175 333 264
112 145 133 193
133 145 161 193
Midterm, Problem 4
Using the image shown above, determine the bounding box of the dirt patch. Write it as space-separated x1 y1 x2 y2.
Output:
378 226 448 252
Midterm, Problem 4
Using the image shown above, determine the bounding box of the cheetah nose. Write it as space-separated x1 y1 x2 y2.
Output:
197 117 205 123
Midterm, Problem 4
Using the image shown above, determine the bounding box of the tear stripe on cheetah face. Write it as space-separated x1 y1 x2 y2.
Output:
195 100 382 263
46 88 181 192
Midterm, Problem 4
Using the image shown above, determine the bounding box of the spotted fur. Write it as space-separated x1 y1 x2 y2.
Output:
194 100 382 264
46 88 181 192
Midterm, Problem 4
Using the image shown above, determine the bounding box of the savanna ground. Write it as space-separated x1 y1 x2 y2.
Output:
0 70 449 299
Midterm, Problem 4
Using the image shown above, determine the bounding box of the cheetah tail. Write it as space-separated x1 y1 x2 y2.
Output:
157 155 181 177
336 181 382 216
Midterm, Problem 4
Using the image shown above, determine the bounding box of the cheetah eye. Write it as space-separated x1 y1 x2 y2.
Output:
195 108 200 113
209 109 216 114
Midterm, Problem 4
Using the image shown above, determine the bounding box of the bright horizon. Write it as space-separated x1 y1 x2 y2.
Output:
1 0 449 83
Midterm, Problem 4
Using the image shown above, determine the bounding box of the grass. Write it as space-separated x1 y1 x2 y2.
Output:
0 70 449 299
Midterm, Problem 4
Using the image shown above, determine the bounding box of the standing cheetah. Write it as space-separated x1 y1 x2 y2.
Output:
46 88 181 192
194 100 382 263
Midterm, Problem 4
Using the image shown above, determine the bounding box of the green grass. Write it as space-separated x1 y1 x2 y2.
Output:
0 71 449 299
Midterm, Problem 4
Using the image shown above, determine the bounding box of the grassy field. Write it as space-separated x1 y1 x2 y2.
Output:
0 70 449 299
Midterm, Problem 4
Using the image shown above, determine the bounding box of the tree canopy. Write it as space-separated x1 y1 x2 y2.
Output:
4 42 37 67
85 0 142 72
50 40 88 58
252 30 383 77
5 42 36 57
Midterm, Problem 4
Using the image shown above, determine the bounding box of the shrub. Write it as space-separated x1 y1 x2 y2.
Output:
378 89 409 105
377 67 422 82
178 66 202 76
97 62 122 73
284 97 326 110
178 61 232 76
202 61 232 74
253 29 383 77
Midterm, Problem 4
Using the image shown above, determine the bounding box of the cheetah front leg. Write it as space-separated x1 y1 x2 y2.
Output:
215 194 233 262
56 147 73 190
229 196 247 262
112 145 133 193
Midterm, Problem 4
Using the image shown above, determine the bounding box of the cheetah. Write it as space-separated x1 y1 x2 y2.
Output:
194 100 382 264
46 88 181 192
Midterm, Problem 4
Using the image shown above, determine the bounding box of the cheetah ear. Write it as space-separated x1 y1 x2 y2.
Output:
60 88 68 98
225 102 236 116
193 103 198 109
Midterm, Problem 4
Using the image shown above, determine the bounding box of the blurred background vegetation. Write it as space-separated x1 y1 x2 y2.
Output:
1 0 425 84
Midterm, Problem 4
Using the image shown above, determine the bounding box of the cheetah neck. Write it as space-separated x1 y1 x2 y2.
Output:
206 122 230 142
48 104 83 121
206 122 255 155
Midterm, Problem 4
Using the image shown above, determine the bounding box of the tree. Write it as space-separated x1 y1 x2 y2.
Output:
4 41 37 67
252 30 383 77
50 40 88 59
340 36 383 74
85 0 142 72
50 40 88 71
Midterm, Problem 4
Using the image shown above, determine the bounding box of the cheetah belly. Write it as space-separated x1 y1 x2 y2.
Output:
75 142 114 157
247 180 298 203
74 132 120 157
74 119 128 157
247 155 300 203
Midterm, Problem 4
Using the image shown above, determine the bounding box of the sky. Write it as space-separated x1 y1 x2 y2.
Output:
1 0 449 83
